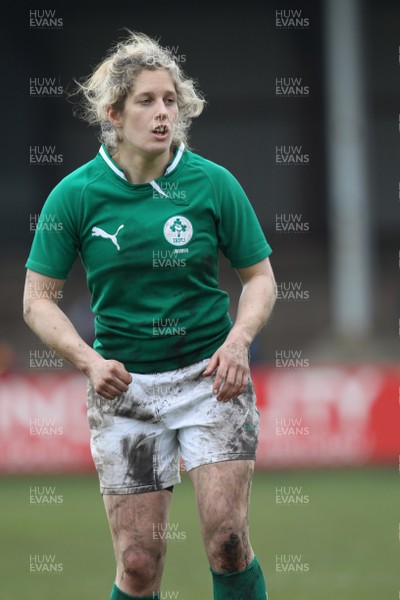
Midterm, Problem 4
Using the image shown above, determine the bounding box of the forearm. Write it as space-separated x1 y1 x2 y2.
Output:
226 273 277 349
23 300 100 374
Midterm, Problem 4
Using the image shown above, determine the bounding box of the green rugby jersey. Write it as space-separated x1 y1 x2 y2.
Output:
26 143 272 373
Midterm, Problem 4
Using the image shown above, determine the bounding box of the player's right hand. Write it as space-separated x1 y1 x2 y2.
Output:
87 358 132 399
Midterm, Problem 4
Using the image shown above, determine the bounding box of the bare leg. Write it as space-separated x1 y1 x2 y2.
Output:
104 489 172 596
188 460 255 573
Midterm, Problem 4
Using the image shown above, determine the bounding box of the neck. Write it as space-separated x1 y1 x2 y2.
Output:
112 145 173 184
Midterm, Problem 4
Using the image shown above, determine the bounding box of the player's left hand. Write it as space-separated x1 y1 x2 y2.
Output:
202 340 249 402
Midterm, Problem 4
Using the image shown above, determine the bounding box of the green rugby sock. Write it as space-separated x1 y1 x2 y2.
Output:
109 582 160 600
211 555 267 599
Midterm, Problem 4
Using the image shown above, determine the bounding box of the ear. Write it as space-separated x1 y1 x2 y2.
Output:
107 105 123 128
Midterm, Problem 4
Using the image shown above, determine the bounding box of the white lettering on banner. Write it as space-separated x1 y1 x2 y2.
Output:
269 367 380 424
0 374 90 471
259 367 382 466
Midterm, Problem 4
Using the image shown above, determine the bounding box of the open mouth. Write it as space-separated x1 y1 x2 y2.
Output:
152 124 169 135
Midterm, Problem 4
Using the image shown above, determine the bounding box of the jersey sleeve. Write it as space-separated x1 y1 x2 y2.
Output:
214 167 272 269
25 180 81 279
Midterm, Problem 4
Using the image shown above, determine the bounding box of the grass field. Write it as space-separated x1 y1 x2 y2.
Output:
1 467 398 600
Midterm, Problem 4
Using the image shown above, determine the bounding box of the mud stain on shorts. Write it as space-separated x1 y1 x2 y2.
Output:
122 434 156 485
228 417 258 455
114 394 156 423
201 380 259 457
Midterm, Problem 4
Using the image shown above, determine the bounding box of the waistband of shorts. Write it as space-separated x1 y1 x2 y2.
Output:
134 357 209 375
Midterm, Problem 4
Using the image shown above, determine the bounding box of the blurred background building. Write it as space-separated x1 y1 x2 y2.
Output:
2 0 399 372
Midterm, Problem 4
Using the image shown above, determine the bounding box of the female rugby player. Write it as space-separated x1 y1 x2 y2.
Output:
23 32 276 600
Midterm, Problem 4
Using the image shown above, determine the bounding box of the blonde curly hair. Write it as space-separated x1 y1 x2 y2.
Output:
75 31 205 153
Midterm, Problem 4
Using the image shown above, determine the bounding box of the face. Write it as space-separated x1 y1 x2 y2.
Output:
108 69 179 156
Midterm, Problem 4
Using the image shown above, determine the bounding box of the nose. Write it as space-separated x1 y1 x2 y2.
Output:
154 98 168 121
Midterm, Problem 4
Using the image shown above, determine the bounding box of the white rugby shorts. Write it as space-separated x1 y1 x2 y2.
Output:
86 358 260 494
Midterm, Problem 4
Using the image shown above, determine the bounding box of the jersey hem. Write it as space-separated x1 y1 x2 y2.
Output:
97 328 231 374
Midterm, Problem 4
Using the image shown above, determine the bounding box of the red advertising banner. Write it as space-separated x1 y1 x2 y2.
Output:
253 364 399 467
0 365 398 473
0 372 92 473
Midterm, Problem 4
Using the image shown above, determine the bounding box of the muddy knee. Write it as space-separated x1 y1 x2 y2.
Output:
121 545 162 591
209 526 251 573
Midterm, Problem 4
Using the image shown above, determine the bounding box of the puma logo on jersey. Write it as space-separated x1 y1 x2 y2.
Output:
91 225 124 251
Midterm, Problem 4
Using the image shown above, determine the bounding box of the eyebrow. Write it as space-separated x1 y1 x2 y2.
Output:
134 89 177 98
